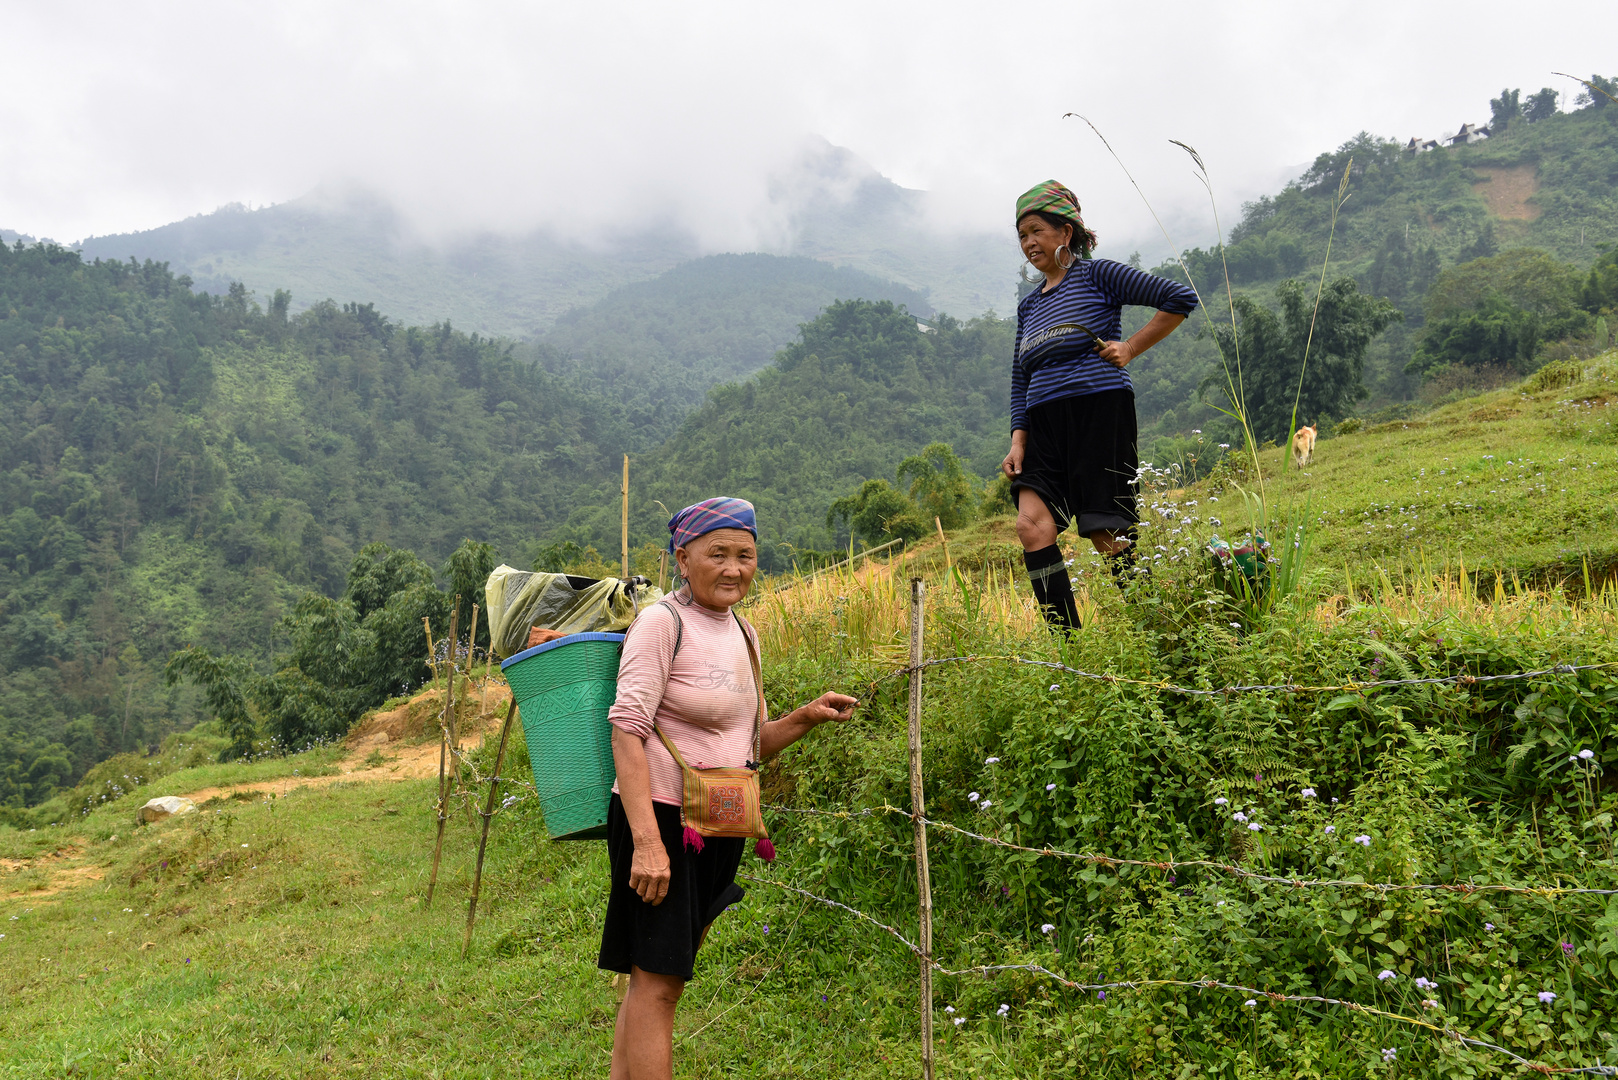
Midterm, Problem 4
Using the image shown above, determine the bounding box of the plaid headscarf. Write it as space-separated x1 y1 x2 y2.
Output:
1016 180 1097 257
667 497 757 553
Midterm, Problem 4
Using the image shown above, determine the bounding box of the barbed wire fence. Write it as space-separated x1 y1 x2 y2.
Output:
429 582 1618 1075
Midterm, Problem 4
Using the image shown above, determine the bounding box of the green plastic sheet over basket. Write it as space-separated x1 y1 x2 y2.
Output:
483 565 660 659
502 632 624 841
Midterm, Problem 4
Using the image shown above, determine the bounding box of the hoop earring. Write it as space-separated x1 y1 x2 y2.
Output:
1055 244 1076 271
1018 261 1044 285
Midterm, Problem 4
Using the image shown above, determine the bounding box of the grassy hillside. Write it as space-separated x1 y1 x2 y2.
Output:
4 492 1617 1077
1122 349 1618 593
1277 353 1618 585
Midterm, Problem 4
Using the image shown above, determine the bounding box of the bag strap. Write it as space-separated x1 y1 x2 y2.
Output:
648 608 765 773
635 600 689 769
734 611 765 768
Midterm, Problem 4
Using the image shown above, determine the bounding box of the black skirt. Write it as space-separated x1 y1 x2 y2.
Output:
598 794 745 981
1012 389 1139 537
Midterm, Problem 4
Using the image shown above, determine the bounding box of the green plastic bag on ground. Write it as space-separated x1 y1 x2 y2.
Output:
484 566 662 658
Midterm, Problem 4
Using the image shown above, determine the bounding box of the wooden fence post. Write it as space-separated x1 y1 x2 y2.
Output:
463 699 519 958
908 578 934 1080
425 601 460 907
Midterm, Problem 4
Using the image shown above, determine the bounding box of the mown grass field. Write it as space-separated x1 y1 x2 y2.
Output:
6 353 1618 1079
0 769 939 1079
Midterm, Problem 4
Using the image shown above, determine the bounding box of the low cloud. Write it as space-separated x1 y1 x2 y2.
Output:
2 0 1611 262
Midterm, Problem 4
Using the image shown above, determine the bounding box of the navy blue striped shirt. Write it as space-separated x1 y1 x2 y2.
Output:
1011 259 1199 432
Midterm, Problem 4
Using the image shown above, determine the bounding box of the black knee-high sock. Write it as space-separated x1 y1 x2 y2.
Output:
1024 545 1080 632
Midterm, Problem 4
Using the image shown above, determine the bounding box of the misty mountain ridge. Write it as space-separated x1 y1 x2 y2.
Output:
66 140 1018 339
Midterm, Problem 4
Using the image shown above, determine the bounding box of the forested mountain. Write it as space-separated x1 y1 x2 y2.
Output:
0 243 635 807
531 254 932 446
636 300 1012 563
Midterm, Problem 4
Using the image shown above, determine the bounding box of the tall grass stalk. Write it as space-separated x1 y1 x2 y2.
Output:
1286 161 1354 467
1168 139 1264 500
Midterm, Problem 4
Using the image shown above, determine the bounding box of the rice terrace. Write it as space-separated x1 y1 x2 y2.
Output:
4 13 1618 1079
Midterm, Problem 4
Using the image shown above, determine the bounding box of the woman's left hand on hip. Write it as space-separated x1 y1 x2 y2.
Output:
1097 339 1135 368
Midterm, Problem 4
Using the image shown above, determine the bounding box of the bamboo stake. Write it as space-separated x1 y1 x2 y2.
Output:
621 454 630 581
907 578 934 1080
425 600 460 907
934 517 952 577
463 699 519 959
469 602 484 717
658 549 669 595
422 617 435 687
772 537 903 591
445 598 462 765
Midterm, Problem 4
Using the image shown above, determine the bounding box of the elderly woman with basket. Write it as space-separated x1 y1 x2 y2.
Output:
602 496 859 1080
1003 180 1198 632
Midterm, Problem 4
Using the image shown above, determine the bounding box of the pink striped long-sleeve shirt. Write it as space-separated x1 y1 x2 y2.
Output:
609 596 766 807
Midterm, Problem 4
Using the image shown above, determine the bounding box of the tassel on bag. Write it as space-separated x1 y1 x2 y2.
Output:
682 826 706 854
755 838 776 862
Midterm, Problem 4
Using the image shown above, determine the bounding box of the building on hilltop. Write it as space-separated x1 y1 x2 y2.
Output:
1443 122 1491 147
1404 136 1442 153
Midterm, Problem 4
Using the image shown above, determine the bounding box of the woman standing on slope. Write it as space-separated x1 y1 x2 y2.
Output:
602 496 859 1080
1002 181 1198 632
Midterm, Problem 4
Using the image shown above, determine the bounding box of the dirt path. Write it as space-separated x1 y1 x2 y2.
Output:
177 682 515 805
2 683 515 901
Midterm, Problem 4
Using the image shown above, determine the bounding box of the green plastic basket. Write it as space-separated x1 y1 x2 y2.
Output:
501 632 624 841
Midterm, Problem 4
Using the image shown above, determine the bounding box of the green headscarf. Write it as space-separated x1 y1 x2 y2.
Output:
1016 180 1097 257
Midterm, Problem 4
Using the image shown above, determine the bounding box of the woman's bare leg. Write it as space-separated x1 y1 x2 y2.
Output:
1089 529 1132 556
1016 488 1081 631
1015 487 1060 552
609 966 685 1080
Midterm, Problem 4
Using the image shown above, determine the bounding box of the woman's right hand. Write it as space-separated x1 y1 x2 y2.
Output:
1002 434 1026 479
628 831 672 905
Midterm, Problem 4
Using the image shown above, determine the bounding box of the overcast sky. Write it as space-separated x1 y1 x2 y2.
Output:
3 0 1612 262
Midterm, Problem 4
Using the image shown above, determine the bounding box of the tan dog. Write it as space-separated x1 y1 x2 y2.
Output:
1291 425 1317 469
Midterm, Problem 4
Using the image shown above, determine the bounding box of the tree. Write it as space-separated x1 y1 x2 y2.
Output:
1408 296 1541 377
1522 87 1559 123
443 538 496 651
896 443 977 530
1460 223 1498 262
1574 74 1615 110
166 544 450 757
164 647 261 760
1582 249 1618 315
1423 249 1588 333
826 480 926 547
1203 278 1402 443
1490 88 1521 132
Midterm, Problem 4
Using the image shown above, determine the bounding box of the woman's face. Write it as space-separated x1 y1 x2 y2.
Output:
676 528 757 610
1018 214 1074 275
